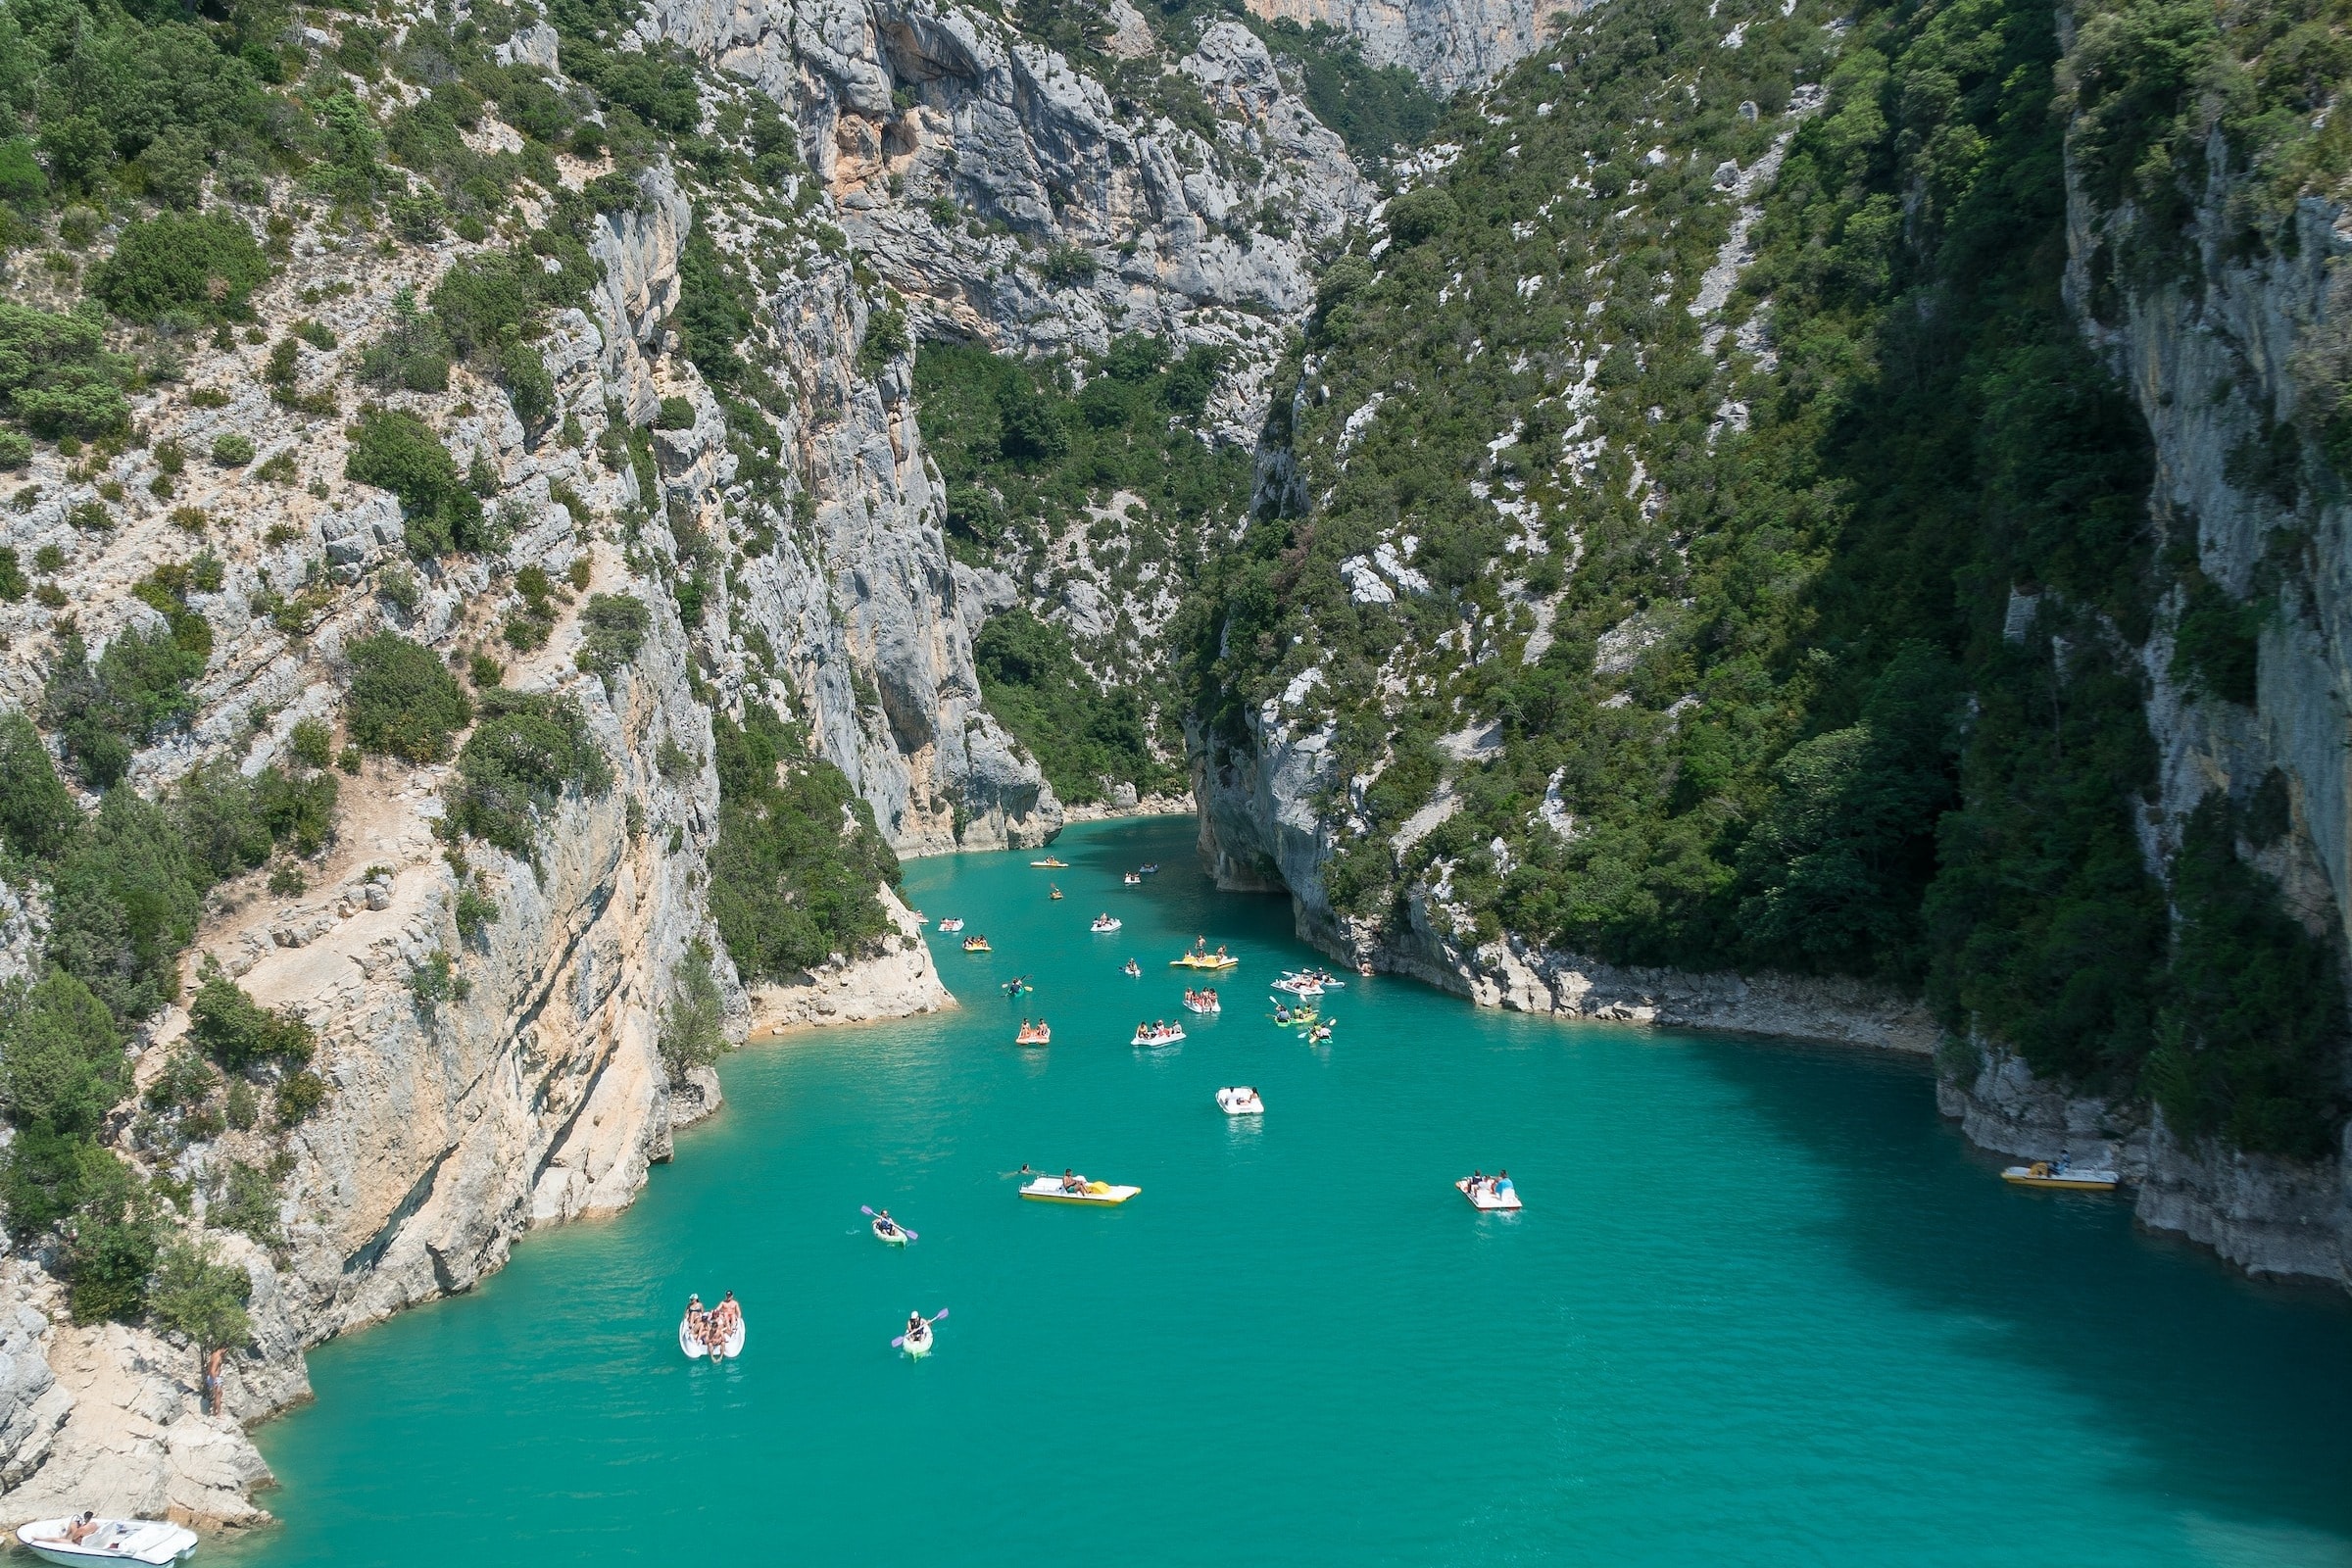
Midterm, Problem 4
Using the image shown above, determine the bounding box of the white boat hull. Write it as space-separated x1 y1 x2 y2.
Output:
1019 1176 1142 1205
904 1328 933 1357
18 1521 199 1566
1215 1089 1263 1115
1456 1179 1522 1211
1182 1000 1220 1014
678 1315 747 1359
1092 920 1122 933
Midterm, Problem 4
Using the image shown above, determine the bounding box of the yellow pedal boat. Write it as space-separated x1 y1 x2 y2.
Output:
1018 1176 1141 1205
2000 1160 2119 1192
1171 953 1239 971
961 936 992 952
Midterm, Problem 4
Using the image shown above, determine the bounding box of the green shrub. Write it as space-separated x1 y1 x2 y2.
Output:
657 938 726 1081
0 711 78 858
290 718 333 769
46 788 204 1020
211 433 255 466
146 1238 252 1352
91 213 270 322
1035 246 1097 288
656 396 696 430
708 703 897 978
857 306 908 376
346 409 486 556
973 609 1176 804
442 690 612 860
172 761 338 876
1385 186 1458 248
0 972 125 1140
0 303 128 438
210 1161 282 1250
577 593 651 675
43 626 209 786
345 632 473 762
188 965 316 1071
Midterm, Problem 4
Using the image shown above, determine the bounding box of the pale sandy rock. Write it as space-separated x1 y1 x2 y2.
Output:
1242 0 1585 93
745 885 955 1032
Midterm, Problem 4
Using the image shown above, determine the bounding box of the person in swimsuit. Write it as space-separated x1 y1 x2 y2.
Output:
65 1513 98 1544
205 1346 225 1415
1061 1167 1083 1194
1016 1163 1034 1180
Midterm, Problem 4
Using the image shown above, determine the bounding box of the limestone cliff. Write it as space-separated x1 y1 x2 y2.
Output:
1242 0 1580 94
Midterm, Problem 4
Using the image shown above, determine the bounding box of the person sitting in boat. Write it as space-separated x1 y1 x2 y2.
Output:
685 1293 706 1334
1494 1170 1513 1197
1060 1167 1085 1194
906 1310 924 1339
1123 958 1141 976
717 1292 741 1332
65 1512 98 1544
875 1209 899 1238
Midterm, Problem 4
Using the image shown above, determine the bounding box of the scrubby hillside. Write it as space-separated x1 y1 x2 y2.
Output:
1190 0 2352 1283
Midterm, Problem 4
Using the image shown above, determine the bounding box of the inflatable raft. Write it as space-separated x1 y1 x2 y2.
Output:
1019 1176 1142 1205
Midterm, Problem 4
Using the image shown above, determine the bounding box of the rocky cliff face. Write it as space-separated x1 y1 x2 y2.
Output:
1242 0 1580 94
1938 177 2352 1291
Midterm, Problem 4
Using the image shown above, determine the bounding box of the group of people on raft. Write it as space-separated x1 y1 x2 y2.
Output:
682 1292 743 1354
1015 1018 1051 1044
1464 1170 1515 1201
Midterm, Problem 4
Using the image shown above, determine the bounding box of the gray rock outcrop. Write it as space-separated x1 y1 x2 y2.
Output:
1242 0 1583 94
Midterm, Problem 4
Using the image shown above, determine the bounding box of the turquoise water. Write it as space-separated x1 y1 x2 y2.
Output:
223 818 2352 1567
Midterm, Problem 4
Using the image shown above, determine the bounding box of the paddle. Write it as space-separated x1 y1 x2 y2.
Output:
891 1307 949 1348
859 1205 918 1242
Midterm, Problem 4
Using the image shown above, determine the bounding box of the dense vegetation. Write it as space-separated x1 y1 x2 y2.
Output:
914 335 1246 802
1190 0 2347 1153
708 703 900 980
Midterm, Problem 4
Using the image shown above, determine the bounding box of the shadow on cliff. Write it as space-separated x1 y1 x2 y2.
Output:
1681 1034 2352 1544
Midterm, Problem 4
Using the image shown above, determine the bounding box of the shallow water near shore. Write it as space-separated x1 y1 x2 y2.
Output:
223 817 2352 1567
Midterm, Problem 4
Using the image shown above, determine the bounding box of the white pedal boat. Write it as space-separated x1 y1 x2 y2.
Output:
1272 975 1324 998
1091 915 1123 933
1456 1178 1522 1211
1123 872 1142 885
938 917 964 932
1181 994 1220 1014
873 1217 909 1245
1215 1086 1264 1115
1019 1175 1142 1205
1131 1026 1186 1047
678 1314 747 1359
18 1520 199 1566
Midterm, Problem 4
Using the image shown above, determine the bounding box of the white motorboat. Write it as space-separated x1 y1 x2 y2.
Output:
1091 914 1123 933
2001 1160 2121 1192
1215 1086 1264 1116
17 1520 199 1566
1131 1025 1186 1047
1456 1177 1522 1211
1019 1175 1142 1205
938 917 964 933
678 1312 747 1360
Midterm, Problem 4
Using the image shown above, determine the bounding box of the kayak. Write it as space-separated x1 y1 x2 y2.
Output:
678 1313 748 1359
904 1322 933 1357
17 1520 199 1567
873 1217 909 1245
1456 1178 1522 1212
1215 1086 1264 1115
1019 1176 1142 1205
2001 1161 2120 1191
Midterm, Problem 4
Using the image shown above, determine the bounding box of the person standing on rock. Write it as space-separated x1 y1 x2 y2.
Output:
205 1347 225 1415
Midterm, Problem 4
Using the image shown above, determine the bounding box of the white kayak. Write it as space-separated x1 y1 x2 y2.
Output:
1131 1026 1187 1047
903 1323 934 1357
1019 1175 1142 1205
1216 1086 1264 1115
873 1217 909 1245
678 1314 747 1359
1456 1178 1522 1211
17 1520 199 1567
